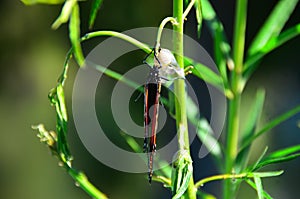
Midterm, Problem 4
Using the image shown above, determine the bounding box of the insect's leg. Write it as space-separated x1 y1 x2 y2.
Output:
160 76 170 82
143 48 155 67
153 48 162 68
134 89 143 102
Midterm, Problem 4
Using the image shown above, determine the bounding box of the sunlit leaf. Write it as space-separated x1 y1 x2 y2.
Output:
21 0 64 5
152 175 172 188
248 0 299 56
184 0 189 6
244 23 300 78
69 3 85 66
201 0 233 86
253 176 263 199
52 0 77 29
184 56 224 91
240 105 300 151
194 0 202 37
246 179 273 199
55 84 72 164
249 170 284 178
56 84 68 121
253 145 300 171
120 131 142 153
172 151 193 199
185 96 223 163
248 147 268 172
47 83 72 165
196 118 222 159
89 0 104 29
235 89 265 172
246 171 283 199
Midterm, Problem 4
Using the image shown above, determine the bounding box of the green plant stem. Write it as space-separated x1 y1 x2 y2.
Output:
182 0 195 20
81 31 152 53
224 0 248 198
155 17 178 52
67 166 108 199
195 170 283 189
196 173 247 188
173 0 196 198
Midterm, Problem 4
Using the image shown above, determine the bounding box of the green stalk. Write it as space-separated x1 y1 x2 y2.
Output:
67 167 108 199
81 31 151 53
155 17 178 52
173 0 196 198
224 0 248 198
195 171 283 189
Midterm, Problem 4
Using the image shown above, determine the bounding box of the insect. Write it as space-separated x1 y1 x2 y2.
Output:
143 47 185 183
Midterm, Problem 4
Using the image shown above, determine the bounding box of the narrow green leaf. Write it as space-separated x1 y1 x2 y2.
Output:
235 89 265 172
48 83 72 165
56 84 72 164
248 147 268 172
246 179 273 199
52 0 77 29
253 176 263 199
266 145 300 159
201 0 233 84
184 0 189 6
172 152 193 199
262 23 300 52
121 129 174 179
89 0 103 29
185 95 199 120
120 131 174 179
184 56 224 91
185 96 223 163
87 61 143 92
254 145 300 170
240 105 300 151
244 23 300 78
172 169 192 199
120 131 142 153
59 49 72 86
250 170 284 178
194 0 202 37
240 89 265 146
21 0 64 5
152 175 172 188
56 84 68 121
248 0 299 56
201 0 215 19
196 118 222 159
69 3 85 67
68 168 108 199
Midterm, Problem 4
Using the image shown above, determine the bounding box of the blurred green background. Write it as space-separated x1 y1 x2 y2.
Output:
0 0 299 199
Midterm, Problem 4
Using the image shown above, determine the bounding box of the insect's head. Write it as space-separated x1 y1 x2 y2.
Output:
154 48 185 81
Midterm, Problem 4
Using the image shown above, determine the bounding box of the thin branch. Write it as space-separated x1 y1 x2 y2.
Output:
182 0 195 21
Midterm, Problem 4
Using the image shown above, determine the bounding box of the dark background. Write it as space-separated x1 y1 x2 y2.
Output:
0 0 299 198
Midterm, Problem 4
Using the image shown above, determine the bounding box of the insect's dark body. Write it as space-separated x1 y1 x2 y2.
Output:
144 62 161 183
143 47 183 183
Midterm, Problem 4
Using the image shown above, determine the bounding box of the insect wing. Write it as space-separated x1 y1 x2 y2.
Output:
144 81 161 183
